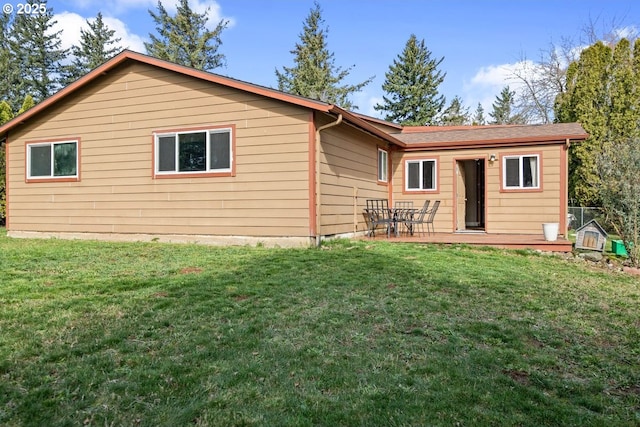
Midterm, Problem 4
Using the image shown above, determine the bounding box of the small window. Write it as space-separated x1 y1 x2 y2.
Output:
377 148 388 182
405 159 436 191
503 155 539 189
155 128 232 175
27 140 78 179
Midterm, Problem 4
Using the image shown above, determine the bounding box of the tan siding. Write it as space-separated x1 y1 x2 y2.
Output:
393 145 565 234
318 118 388 236
7 62 312 238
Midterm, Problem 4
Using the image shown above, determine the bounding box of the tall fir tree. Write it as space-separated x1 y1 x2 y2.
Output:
374 34 446 125
608 39 640 143
62 13 122 85
0 100 11 224
489 86 525 125
556 39 640 207
9 0 67 105
472 102 486 125
145 0 228 71
440 96 469 125
275 2 373 110
0 13 17 108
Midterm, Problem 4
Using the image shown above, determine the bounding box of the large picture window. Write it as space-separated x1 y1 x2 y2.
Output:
27 140 78 180
503 154 539 189
155 128 232 175
405 159 437 191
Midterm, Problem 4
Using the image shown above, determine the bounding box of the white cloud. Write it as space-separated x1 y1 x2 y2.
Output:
53 12 146 55
174 0 236 29
613 25 638 41
66 0 235 30
52 12 85 52
101 16 146 52
365 96 384 119
462 61 533 113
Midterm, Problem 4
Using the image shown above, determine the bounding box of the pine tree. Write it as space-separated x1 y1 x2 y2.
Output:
275 2 373 110
62 13 122 85
472 103 486 125
0 13 16 108
9 0 67 105
374 34 446 125
440 96 469 125
145 0 228 71
489 86 525 124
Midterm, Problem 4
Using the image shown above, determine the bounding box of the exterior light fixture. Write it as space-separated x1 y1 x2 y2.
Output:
489 154 497 162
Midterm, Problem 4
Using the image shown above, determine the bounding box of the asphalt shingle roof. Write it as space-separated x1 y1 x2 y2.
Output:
396 123 588 145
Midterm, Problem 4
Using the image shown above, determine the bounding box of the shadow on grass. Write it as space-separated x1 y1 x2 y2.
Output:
1 239 638 426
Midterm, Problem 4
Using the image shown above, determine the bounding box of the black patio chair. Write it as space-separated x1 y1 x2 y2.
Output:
364 199 393 237
424 200 441 236
403 200 432 237
394 200 414 235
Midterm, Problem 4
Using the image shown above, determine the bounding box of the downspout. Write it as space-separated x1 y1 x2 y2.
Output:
562 138 571 237
314 113 343 247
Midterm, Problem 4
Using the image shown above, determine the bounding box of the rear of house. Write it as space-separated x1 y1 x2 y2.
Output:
1 52 396 246
0 51 587 247
387 124 586 238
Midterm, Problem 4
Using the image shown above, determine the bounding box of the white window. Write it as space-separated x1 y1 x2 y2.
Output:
503 154 539 189
377 148 388 182
405 159 437 191
27 140 78 179
155 128 232 175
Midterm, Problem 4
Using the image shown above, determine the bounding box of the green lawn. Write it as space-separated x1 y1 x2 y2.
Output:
1 230 639 426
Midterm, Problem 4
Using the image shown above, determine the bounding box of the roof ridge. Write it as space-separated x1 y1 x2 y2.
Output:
0 49 405 148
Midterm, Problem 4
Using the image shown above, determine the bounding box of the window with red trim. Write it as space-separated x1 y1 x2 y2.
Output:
503 154 539 189
155 128 232 175
405 159 436 191
377 148 388 182
27 140 78 179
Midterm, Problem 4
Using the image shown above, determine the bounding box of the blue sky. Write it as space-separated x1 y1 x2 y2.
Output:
44 0 640 118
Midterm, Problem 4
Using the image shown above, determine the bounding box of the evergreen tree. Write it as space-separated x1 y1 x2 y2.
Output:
472 102 486 125
145 0 228 71
62 13 122 85
608 39 640 143
0 100 12 123
489 86 524 124
0 13 17 108
374 34 446 125
556 38 640 207
275 2 373 110
556 41 613 206
0 100 11 224
18 94 35 115
440 96 469 125
9 0 67 105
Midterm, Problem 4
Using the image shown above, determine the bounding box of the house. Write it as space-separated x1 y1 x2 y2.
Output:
0 50 588 248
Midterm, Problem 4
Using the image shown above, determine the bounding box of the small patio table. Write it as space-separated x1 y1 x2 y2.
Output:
365 200 419 237
391 207 417 236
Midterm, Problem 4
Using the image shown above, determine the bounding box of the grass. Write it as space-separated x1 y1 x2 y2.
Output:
1 230 639 426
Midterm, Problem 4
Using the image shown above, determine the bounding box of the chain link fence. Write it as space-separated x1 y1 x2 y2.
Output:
568 206 606 231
